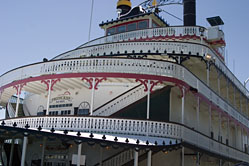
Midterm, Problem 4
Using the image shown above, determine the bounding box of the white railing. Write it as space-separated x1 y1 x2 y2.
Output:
7 102 15 118
77 26 204 48
1 116 182 139
1 116 248 163
50 26 248 98
0 58 248 129
94 85 147 116
102 149 146 166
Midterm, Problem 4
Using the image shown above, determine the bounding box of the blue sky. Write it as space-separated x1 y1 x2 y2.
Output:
0 0 249 117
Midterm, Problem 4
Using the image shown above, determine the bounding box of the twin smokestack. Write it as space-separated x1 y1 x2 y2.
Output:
183 0 196 26
117 0 196 26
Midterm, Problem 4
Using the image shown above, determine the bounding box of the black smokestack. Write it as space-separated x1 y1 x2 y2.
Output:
183 0 196 26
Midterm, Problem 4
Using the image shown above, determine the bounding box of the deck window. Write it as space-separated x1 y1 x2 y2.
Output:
107 27 116 35
138 21 148 29
117 25 126 33
127 23 137 31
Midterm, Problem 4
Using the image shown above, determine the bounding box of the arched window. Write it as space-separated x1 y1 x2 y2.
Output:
37 105 45 116
78 102 90 115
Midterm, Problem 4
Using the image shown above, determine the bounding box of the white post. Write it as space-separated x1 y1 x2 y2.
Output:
21 134 28 166
181 88 185 124
90 78 96 115
196 97 200 131
46 79 52 115
209 106 212 136
147 150 152 166
233 86 236 106
218 72 221 95
181 147 184 166
134 150 138 166
227 118 230 145
226 79 229 101
9 139 15 166
40 138 46 166
235 124 237 149
241 127 244 151
77 143 82 166
240 94 242 113
219 113 221 142
207 64 210 86
15 85 21 117
147 80 151 120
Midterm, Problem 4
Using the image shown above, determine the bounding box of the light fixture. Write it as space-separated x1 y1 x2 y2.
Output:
205 54 212 61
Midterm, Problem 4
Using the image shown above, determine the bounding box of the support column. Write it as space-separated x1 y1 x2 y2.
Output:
21 133 28 166
241 127 244 151
147 150 152 166
15 85 21 117
196 152 200 166
9 139 15 166
219 113 221 142
77 142 82 166
206 63 210 86
90 78 96 115
181 147 184 166
226 79 229 101
134 150 138 166
40 137 46 166
147 80 151 120
181 88 185 124
196 97 200 132
46 79 52 115
233 86 236 107
218 71 221 95
235 124 237 149
227 118 230 145
209 106 212 137
99 147 103 166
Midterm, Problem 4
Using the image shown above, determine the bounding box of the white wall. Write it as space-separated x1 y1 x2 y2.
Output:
24 83 135 116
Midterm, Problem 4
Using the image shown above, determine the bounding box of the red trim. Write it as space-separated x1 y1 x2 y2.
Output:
135 79 148 92
150 80 163 92
107 19 149 35
82 77 94 89
0 72 247 130
13 83 26 95
94 77 107 90
108 19 148 29
41 79 60 91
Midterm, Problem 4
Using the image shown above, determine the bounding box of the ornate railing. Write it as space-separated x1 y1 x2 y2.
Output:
77 26 205 48
50 26 247 98
1 116 248 163
0 58 248 129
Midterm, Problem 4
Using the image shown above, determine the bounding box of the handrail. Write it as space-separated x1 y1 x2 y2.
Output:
7 102 15 118
93 84 142 113
1 116 248 163
93 84 147 116
0 57 248 129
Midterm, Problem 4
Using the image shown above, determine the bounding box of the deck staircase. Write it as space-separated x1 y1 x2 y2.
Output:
93 84 167 117
94 148 147 166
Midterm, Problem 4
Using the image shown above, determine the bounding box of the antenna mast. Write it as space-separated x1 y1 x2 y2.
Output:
88 0 94 41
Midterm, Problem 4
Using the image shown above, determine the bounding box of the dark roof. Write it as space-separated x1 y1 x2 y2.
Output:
99 12 168 27
206 16 224 26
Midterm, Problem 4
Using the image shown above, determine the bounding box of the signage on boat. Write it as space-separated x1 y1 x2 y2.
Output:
51 91 73 104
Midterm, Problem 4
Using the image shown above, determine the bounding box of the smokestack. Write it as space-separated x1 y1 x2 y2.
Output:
117 0 132 15
183 0 196 26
